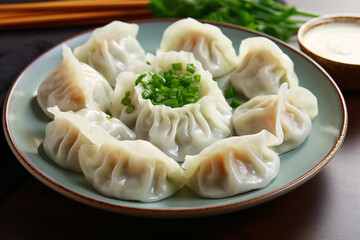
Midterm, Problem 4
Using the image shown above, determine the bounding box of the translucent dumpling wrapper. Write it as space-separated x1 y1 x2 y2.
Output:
160 18 238 78
230 37 299 99
75 108 136 141
73 21 146 86
37 44 113 118
182 130 281 198
110 50 233 162
78 136 186 202
232 83 318 153
43 106 135 172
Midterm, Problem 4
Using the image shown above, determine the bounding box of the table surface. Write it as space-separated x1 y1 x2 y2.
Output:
1 1 360 239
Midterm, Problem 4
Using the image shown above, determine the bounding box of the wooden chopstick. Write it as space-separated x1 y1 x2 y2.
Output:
0 0 150 11
0 0 152 30
0 9 152 30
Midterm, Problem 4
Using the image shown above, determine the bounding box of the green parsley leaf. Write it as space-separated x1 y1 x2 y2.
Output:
148 0 319 42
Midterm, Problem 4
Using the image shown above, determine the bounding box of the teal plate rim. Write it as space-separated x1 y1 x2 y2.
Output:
3 19 348 218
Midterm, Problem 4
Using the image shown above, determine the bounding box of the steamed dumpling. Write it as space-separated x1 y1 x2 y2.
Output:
74 21 146 86
110 50 233 162
182 130 281 198
75 108 136 140
160 18 238 78
78 136 185 202
232 84 286 141
43 106 135 172
232 83 318 153
37 45 112 118
277 86 318 153
230 37 299 99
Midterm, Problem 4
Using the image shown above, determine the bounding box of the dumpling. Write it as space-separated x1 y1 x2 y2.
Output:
230 37 298 99
160 18 238 78
78 136 185 202
73 21 146 86
110 50 233 162
286 86 318 120
37 44 112 118
182 130 281 198
232 84 286 140
232 83 318 153
75 108 136 141
43 106 135 172
278 86 318 153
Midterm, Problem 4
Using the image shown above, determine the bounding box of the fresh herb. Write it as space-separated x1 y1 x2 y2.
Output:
148 0 319 42
230 98 242 108
106 115 113 120
121 91 136 113
186 63 196 74
224 86 242 108
224 86 235 98
125 104 135 113
171 63 183 71
135 73 147 85
121 91 132 106
136 63 201 108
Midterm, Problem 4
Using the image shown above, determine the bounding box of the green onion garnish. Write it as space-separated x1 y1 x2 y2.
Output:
135 73 147 86
121 91 136 113
121 91 131 106
224 86 235 99
136 63 201 108
171 63 182 71
186 63 196 74
225 86 242 109
230 99 242 108
126 104 135 113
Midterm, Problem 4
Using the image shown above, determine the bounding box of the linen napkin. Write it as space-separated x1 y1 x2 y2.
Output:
0 38 54 200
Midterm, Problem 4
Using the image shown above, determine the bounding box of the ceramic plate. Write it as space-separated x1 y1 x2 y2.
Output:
3 20 347 218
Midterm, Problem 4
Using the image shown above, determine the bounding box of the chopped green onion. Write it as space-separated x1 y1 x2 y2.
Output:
146 61 151 65
163 98 178 108
230 98 242 108
188 85 200 93
179 74 193 85
193 74 201 82
150 73 166 87
225 86 236 98
224 86 242 109
121 91 132 106
135 73 147 85
121 91 136 113
142 88 154 99
106 115 113 120
126 104 135 113
171 63 182 71
186 63 196 74
135 63 201 108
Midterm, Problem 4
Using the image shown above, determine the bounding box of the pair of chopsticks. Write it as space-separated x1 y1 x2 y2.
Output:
0 0 152 30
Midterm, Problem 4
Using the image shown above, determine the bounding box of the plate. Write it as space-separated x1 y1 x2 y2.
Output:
3 19 347 218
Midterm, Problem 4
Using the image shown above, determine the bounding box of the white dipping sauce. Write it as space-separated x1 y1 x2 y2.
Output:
303 22 360 64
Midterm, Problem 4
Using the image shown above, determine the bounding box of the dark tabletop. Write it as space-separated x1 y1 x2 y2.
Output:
1 14 360 240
